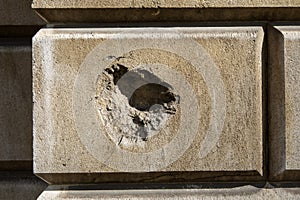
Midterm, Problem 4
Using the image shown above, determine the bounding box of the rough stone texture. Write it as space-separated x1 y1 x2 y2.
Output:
38 186 300 200
33 27 263 184
32 0 300 8
32 0 300 23
0 173 47 200
269 26 300 181
0 44 33 170
0 0 44 25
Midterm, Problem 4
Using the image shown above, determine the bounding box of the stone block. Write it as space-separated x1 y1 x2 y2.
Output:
32 0 300 8
0 173 47 200
33 27 263 184
0 0 44 25
269 26 300 180
32 1 300 22
37 186 300 200
0 44 33 170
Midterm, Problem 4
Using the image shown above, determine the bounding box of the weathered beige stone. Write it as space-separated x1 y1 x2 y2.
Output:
38 186 300 200
32 0 300 23
0 0 44 25
33 27 263 183
0 173 47 200
269 26 300 180
0 45 33 170
32 0 300 8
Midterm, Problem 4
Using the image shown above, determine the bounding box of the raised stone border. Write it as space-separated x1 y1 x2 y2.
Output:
38 185 300 200
31 1 300 23
269 26 300 181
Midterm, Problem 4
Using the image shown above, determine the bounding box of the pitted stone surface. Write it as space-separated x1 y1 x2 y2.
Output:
269 26 300 180
33 27 263 183
98 65 179 145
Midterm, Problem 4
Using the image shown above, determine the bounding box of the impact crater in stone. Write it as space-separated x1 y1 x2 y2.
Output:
96 61 179 149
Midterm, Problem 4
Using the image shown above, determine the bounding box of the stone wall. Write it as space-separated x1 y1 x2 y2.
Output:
0 0 47 199
1 0 300 199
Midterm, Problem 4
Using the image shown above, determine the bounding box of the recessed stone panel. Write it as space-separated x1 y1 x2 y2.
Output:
269 26 300 180
0 45 32 170
0 0 44 25
0 173 47 200
33 27 263 183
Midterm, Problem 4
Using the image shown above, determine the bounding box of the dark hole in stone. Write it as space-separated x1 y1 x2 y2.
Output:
132 115 145 126
102 65 179 142
105 65 177 112
129 83 176 111
105 64 128 84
